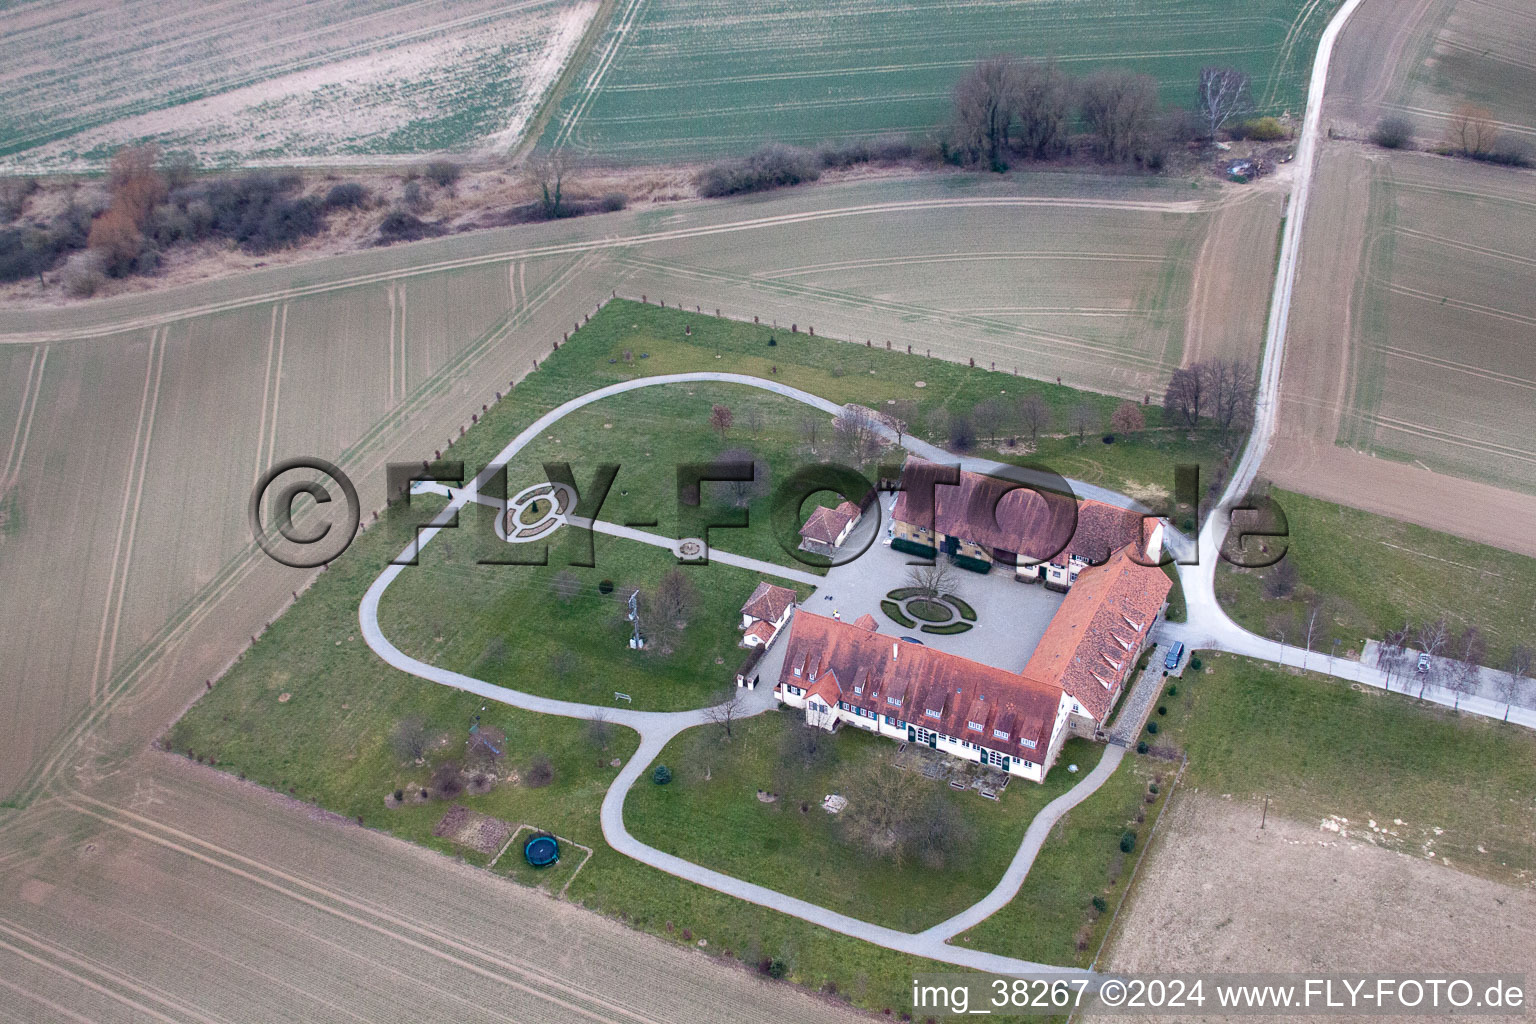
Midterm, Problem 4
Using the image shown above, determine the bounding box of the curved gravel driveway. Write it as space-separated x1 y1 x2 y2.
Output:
357 2 1405 970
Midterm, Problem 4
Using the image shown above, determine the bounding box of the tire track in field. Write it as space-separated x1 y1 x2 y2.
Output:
9 252 602 806
1264 0 1328 110
613 250 1172 372
0 973 99 1024
2 344 46 482
1385 281 1536 329
0 194 1216 346
0 922 207 1024
1393 226 1536 269
754 250 1166 280
1376 344 1536 392
251 305 279 490
550 0 647 151
89 328 164 706
3 0 563 155
62 794 674 1024
1373 415 1536 466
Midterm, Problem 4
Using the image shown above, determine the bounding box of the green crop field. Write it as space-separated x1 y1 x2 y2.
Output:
541 0 1342 161
0 0 599 169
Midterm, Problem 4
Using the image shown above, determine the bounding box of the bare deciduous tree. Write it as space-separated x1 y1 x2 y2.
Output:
391 716 429 762
719 447 769 507
1196 67 1252 139
833 407 883 464
644 567 698 644
888 399 920 444
1079 71 1160 163
837 759 924 864
586 712 613 750
1163 365 1205 430
703 688 745 740
1208 359 1258 435
1263 557 1298 599
973 398 1008 443
905 560 960 600
1448 626 1486 709
799 414 823 450
953 56 1022 169
1415 617 1450 697
527 152 573 219
743 406 765 438
1447 103 1498 156
1499 646 1532 721
1016 394 1051 445
1069 401 1097 442
1379 622 1413 691
709 403 734 439
1015 60 1073 159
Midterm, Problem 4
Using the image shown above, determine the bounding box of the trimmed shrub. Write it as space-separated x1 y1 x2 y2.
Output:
948 595 977 621
1156 705 1167 716
1189 656 1203 671
696 144 821 197
1370 116 1413 150
881 600 916 629
1119 831 1136 853
891 538 938 559
1166 684 1178 697
1091 895 1108 913
950 553 992 574
920 621 973 635
1136 741 1148 754
886 587 926 601
652 764 672 785
1148 783 1160 795
1146 720 1159 735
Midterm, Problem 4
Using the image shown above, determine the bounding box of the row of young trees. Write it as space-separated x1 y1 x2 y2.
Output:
1378 620 1532 718
952 59 1256 170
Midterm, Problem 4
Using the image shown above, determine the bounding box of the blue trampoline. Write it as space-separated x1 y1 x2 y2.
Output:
524 834 560 868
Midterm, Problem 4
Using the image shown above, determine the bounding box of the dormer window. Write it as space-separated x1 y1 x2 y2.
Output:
992 728 1009 741
886 696 902 707
853 684 863 695
967 720 984 732
924 709 940 719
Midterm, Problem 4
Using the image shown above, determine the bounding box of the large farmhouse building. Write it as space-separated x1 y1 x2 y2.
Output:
775 542 1169 781
774 459 1172 782
889 456 1163 589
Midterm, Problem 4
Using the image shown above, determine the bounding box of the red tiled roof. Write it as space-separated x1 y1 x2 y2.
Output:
800 503 858 544
744 620 777 643
1022 544 1172 722
777 612 1061 760
851 613 879 632
741 581 796 622
890 456 1152 565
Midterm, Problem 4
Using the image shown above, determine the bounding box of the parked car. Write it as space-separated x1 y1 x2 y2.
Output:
1164 641 1185 670
1417 651 1431 672
900 636 925 645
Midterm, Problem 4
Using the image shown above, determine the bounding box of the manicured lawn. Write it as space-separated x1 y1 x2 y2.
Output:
628 708 1105 933
956 751 1170 966
378 527 812 710
1161 653 1536 886
1217 488 1536 663
443 300 1231 525
169 296 1216 1017
166 510 641 868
